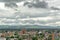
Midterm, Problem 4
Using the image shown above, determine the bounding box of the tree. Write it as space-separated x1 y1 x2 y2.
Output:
18 37 23 40
10 36 14 38
6 37 10 40
39 33 44 40
48 34 52 40
32 35 38 40
15 35 19 38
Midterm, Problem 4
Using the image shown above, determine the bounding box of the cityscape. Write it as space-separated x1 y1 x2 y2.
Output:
0 0 60 40
0 30 60 40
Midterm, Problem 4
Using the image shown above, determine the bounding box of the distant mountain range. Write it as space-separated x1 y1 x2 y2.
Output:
0 25 59 30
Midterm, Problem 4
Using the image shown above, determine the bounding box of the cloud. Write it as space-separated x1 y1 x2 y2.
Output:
5 3 18 8
0 1 59 26
23 0 48 8
0 0 24 2
0 8 58 26
0 16 55 25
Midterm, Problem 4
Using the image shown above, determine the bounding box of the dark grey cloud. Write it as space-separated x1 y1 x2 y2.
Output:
23 0 48 8
51 6 60 10
0 0 24 2
5 2 18 8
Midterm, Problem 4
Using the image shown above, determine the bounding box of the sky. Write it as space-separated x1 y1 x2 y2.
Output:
0 0 60 26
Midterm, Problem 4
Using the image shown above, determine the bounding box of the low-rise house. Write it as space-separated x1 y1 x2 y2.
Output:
0 37 6 40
